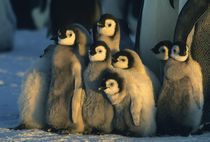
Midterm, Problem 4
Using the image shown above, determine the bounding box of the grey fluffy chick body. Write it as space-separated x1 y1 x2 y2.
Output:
157 42 203 136
82 41 114 134
18 45 55 129
99 69 156 137
46 24 92 133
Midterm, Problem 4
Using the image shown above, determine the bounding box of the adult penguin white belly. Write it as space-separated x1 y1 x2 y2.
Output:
174 0 210 123
136 0 187 77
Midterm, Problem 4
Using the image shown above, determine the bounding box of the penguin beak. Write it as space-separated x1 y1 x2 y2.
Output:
97 22 104 27
89 49 96 56
98 87 106 91
112 57 117 63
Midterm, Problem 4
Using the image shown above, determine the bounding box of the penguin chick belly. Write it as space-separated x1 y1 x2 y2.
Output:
83 63 114 133
157 77 198 134
47 46 81 129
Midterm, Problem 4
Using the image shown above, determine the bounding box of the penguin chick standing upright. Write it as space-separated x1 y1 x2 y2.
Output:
112 49 160 101
151 40 173 83
82 41 114 134
93 14 120 54
157 41 204 136
17 44 55 130
46 24 92 133
98 70 156 137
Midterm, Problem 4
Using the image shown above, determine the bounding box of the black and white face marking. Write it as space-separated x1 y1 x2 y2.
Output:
57 29 76 46
88 41 109 62
99 72 123 95
171 42 189 62
113 56 129 69
97 14 117 37
151 40 173 61
112 50 134 69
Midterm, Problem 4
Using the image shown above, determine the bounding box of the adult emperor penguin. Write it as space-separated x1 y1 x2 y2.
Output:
82 41 114 134
46 24 92 133
16 44 55 130
98 70 156 137
173 0 210 123
134 0 190 77
157 41 204 136
49 0 101 36
93 14 121 54
112 49 161 101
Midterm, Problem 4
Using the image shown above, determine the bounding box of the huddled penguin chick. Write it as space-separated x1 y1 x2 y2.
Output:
17 44 55 129
93 14 120 54
157 41 204 136
112 49 160 101
98 70 156 137
46 24 92 134
151 40 173 83
82 41 114 134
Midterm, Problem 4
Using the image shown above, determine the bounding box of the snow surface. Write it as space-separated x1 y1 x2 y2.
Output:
0 29 210 141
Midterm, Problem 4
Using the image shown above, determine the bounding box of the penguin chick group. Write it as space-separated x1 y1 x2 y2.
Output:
17 12 204 138
152 41 204 136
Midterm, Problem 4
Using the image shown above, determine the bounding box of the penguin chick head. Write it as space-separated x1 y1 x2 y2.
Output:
97 14 118 37
55 25 77 46
170 41 189 62
88 41 110 62
151 40 173 61
112 50 134 69
99 71 123 96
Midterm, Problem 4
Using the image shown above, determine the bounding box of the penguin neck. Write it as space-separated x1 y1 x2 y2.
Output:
114 93 130 113
132 57 147 75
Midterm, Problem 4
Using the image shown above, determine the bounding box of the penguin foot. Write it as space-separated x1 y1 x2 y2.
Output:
192 122 210 135
9 123 27 130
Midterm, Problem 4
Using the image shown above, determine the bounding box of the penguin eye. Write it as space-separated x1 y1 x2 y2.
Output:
98 50 102 53
108 23 112 27
173 48 177 54
161 49 165 53
69 33 72 37
110 82 114 86
121 59 125 62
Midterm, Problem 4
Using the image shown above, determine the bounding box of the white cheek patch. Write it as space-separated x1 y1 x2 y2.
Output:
113 61 128 69
155 52 168 60
171 46 189 62
113 56 129 69
89 46 107 62
58 30 76 46
155 46 169 60
171 52 188 62
104 79 119 95
99 19 116 37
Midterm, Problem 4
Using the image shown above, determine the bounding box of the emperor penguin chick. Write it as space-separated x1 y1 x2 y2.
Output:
98 70 156 137
151 40 173 83
82 41 114 134
157 41 204 136
46 24 92 133
17 44 55 129
93 14 120 54
112 49 160 101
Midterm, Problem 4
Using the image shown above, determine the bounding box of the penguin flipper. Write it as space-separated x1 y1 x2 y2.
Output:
71 63 85 126
130 97 142 126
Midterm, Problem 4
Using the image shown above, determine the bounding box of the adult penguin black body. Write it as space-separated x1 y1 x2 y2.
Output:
46 24 92 133
173 0 210 123
49 0 101 36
